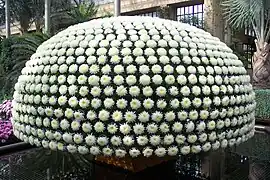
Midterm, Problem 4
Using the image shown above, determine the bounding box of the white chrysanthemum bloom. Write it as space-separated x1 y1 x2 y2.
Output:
168 146 178 156
191 145 202 154
160 123 170 133
111 111 122 122
143 98 154 109
57 75 66 84
129 86 140 97
142 86 153 97
82 122 92 133
155 147 166 157
142 147 153 157
133 123 145 135
139 74 151 85
94 121 105 133
177 75 187 85
164 134 174 145
126 75 137 85
123 135 134 146
151 64 162 74
101 64 111 74
165 111 176 122
187 134 197 144
129 148 141 158
135 111 149 123
119 123 131 135
139 65 150 74
149 135 161 146
136 135 149 146
150 111 162 122
169 86 179 96
89 146 100 155
109 136 122 146
97 136 109 146
180 86 190 96
124 111 136 123
202 142 211 152
152 75 163 85
113 75 124 85
115 149 127 158
68 85 78 96
181 146 191 155
176 65 186 74
116 86 127 96
164 65 174 74
165 75 175 84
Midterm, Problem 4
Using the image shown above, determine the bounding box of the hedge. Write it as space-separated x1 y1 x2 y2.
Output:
255 89 270 119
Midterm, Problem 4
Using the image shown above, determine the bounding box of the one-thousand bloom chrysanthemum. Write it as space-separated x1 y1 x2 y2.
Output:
11 16 256 158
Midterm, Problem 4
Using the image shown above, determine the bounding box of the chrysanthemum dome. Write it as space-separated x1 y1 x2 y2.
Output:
12 16 256 158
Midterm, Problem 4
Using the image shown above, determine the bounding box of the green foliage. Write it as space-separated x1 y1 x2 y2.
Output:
222 0 270 43
0 0 73 33
180 15 204 29
254 89 270 119
67 0 98 23
0 93 12 104
0 36 19 95
0 33 48 96
229 44 249 68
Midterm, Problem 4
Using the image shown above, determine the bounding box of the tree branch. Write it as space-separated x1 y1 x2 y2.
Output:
252 20 261 41
265 28 270 43
264 16 270 38
73 0 79 7
260 5 265 43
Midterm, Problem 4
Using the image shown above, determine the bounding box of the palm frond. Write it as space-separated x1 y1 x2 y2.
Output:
67 1 98 23
222 0 260 28
222 0 270 42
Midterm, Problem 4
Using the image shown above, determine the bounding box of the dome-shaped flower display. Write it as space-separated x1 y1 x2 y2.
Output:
11 16 256 158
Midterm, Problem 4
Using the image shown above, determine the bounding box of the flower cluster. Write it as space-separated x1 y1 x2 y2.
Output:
0 120 13 142
11 16 256 158
0 100 12 121
0 100 15 143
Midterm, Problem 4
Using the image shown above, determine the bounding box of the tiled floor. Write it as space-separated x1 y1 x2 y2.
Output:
0 132 269 180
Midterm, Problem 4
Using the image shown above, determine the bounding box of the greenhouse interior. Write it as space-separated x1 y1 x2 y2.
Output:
0 0 269 179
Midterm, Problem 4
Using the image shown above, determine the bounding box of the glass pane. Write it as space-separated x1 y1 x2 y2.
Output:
177 8 181 15
243 44 247 50
189 6 193 14
181 7 185 15
185 6 189 14
198 13 203 21
153 12 157 17
198 4 203 12
194 5 198 13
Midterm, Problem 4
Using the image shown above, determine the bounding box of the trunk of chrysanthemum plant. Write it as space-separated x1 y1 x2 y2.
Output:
252 40 270 89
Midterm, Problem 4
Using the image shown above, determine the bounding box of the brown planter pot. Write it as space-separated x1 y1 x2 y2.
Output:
95 155 176 172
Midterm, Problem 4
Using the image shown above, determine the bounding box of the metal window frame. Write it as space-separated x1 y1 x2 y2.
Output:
242 43 256 69
175 3 204 28
121 7 160 17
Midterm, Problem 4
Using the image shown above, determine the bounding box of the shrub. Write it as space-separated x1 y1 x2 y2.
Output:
254 89 270 119
0 33 48 97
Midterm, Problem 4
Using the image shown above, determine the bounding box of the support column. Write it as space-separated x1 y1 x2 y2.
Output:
44 0 51 35
204 0 225 41
5 0 10 38
224 19 232 45
114 0 121 17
